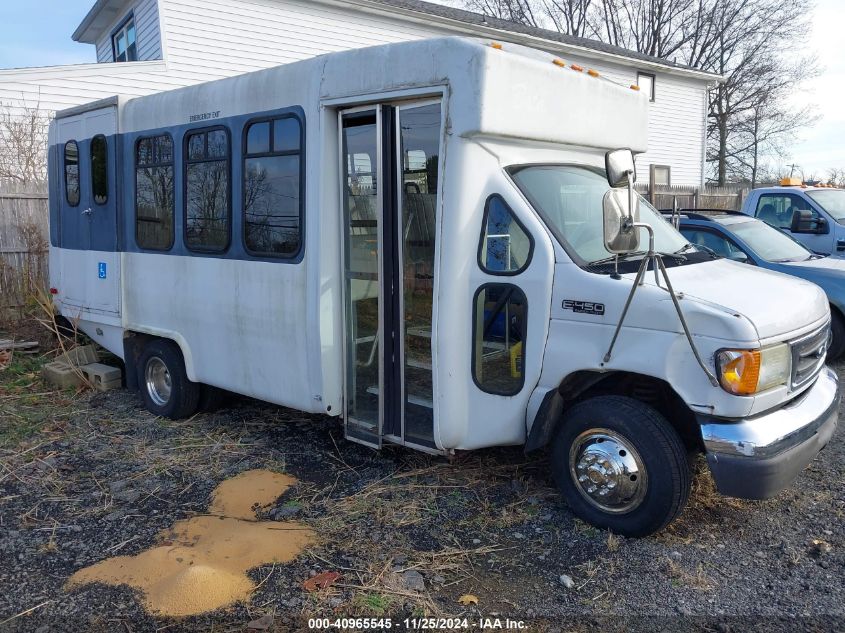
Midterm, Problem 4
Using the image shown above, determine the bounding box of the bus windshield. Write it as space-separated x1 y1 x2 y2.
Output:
510 164 690 264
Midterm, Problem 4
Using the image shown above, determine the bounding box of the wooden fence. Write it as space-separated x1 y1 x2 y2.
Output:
638 184 749 211
0 181 49 318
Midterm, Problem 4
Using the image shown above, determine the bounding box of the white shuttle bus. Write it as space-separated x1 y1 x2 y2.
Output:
48 38 839 535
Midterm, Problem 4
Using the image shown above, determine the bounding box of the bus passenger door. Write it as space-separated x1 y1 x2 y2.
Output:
55 106 120 315
339 101 442 451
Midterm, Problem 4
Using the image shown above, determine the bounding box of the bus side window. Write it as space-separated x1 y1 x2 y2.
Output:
478 195 533 274
243 115 303 257
184 127 231 252
135 134 175 251
91 135 108 205
472 283 527 396
64 141 80 207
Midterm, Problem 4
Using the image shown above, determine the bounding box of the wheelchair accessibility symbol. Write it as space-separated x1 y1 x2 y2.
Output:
98 262 107 279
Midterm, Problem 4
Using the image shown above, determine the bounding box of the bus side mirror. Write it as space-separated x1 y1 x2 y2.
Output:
603 188 641 253
605 149 636 188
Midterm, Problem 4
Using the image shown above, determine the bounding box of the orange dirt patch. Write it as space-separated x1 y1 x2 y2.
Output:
66 469 315 617
209 469 298 519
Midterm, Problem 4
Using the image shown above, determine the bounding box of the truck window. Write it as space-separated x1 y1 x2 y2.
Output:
90 135 108 205
243 116 303 257
473 284 526 396
478 195 533 274
135 134 175 251
185 127 230 251
681 229 742 259
755 193 813 229
64 141 80 207
807 190 845 222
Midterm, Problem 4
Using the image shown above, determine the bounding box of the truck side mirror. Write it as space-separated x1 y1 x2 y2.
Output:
603 188 641 253
728 250 748 263
605 149 636 188
791 209 826 234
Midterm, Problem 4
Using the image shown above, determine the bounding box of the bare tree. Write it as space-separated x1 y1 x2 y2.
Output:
693 0 819 185
591 0 693 59
0 98 51 187
827 168 845 188
543 0 595 37
462 0 543 26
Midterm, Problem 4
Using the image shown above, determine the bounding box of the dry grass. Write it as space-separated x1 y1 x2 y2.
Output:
293 454 550 618
663 557 715 591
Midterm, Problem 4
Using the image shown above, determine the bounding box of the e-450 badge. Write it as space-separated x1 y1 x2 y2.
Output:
562 299 605 316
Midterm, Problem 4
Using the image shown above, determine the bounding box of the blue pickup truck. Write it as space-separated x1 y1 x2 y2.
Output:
741 180 845 256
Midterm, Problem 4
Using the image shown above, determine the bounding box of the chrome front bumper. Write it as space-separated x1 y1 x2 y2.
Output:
697 366 840 499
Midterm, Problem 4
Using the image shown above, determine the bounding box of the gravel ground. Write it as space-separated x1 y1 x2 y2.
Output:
0 335 843 632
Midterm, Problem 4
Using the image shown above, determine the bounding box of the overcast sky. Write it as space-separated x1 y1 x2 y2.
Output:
0 0 840 176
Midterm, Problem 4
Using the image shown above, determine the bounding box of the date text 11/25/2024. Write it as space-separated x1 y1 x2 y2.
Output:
307 618 528 630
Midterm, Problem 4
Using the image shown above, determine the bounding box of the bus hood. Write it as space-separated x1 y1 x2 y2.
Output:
657 259 828 341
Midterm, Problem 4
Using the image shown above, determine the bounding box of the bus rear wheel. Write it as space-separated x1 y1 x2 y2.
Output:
550 395 691 537
137 339 200 419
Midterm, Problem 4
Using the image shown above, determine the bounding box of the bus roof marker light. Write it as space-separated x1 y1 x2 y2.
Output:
588 69 600 77
630 84 640 91
490 42 502 50
571 64 584 72
552 59 566 68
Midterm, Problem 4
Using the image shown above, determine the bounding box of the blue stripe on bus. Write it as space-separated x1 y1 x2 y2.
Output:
51 105 306 266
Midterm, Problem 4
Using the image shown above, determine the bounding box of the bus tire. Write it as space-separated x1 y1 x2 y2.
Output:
137 339 200 420
550 395 690 537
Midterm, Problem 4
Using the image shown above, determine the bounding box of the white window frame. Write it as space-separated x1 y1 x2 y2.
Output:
637 72 656 102
650 164 671 187
112 15 138 63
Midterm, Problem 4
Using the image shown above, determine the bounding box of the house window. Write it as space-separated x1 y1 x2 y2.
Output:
135 134 174 250
637 72 655 102
651 164 671 187
243 115 303 257
185 127 231 251
113 16 137 62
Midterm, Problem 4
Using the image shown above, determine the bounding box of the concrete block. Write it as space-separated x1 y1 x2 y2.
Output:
58 345 99 367
42 361 85 389
79 363 123 392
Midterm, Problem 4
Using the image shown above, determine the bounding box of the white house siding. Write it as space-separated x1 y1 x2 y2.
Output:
0 61 173 117
158 0 452 82
95 0 163 63
638 75 707 186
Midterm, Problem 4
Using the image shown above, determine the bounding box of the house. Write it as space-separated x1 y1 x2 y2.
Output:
0 0 719 186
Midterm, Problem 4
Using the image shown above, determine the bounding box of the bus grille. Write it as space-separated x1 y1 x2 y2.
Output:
790 324 829 391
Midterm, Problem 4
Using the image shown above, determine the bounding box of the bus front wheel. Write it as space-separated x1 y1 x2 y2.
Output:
550 395 691 537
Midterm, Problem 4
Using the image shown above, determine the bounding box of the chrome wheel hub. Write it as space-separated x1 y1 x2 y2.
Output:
145 357 172 407
569 429 647 514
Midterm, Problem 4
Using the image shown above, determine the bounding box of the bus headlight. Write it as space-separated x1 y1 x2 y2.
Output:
716 344 790 395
